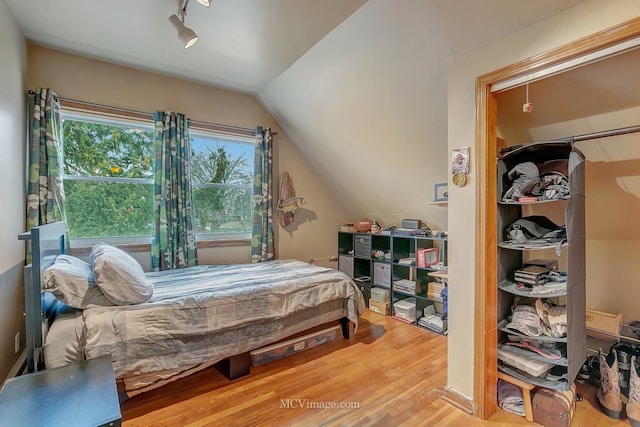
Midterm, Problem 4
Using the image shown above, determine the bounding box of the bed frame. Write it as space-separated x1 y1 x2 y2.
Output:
18 221 68 373
20 221 354 383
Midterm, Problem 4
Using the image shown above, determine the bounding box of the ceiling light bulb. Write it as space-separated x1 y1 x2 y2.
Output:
168 14 199 48
196 0 211 6
180 27 198 48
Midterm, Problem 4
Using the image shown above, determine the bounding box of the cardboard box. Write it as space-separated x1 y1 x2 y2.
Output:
427 291 443 303
586 308 622 335
428 281 445 294
369 299 390 315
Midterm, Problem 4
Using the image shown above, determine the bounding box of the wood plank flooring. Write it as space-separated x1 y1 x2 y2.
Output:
121 310 631 426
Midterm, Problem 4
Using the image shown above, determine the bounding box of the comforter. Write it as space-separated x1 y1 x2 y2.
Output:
81 259 364 393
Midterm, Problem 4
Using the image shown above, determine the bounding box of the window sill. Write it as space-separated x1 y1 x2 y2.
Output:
70 238 250 257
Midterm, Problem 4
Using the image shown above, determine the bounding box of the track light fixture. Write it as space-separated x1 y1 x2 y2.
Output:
169 0 210 49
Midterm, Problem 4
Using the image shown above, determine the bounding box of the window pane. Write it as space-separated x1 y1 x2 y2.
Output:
61 113 255 239
190 136 253 186
62 119 153 179
64 180 154 238
193 187 252 233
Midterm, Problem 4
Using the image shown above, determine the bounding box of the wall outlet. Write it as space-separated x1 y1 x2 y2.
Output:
14 332 20 354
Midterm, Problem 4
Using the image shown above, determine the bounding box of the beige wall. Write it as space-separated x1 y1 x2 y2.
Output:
0 0 27 381
447 0 640 401
584 159 640 322
26 45 349 268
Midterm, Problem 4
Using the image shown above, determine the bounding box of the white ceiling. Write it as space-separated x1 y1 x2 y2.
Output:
6 0 369 93
8 0 602 226
6 0 586 94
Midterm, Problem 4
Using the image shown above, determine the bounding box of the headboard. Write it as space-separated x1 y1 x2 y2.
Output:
18 221 68 373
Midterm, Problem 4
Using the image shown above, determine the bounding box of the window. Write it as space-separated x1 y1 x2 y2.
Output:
190 131 254 236
61 111 255 242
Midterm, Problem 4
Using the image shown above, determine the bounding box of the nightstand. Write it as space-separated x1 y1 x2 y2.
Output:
0 355 121 427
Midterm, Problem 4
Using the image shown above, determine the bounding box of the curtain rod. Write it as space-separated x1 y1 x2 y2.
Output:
28 91 271 136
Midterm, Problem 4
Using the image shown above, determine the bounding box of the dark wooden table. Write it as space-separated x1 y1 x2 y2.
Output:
0 355 121 427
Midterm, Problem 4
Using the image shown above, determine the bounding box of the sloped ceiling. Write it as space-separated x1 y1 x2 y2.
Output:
6 0 591 227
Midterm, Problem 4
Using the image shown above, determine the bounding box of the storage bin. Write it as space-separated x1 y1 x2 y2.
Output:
338 255 354 278
498 346 552 377
369 299 390 315
250 325 340 366
371 287 390 303
417 248 439 268
357 283 371 306
373 262 391 287
586 308 622 335
393 297 417 322
354 234 372 258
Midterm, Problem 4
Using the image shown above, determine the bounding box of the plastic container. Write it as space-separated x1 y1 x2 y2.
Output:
393 297 417 322
497 346 552 377
371 287 390 303
250 325 340 366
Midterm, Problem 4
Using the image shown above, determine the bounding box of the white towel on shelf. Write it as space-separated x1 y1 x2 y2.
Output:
497 379 525 416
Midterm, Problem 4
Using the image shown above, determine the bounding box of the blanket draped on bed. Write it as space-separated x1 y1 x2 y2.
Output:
81 260 364 394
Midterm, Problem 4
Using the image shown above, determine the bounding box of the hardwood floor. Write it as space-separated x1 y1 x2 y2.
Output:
121 310 631 426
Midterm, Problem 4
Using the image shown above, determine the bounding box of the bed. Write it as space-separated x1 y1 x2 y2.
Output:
22 221 365 396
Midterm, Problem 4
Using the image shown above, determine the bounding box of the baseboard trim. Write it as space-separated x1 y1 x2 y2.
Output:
443 385 474 415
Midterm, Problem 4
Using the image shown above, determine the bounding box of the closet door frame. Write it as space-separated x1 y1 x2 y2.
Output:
473 16 640 419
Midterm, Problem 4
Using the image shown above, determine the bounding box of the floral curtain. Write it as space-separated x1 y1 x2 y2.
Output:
251 126 275 262
151 111 198 271
26 87 66 262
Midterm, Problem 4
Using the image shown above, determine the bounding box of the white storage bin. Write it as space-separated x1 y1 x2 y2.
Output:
497 346 552 377
371 287 390 303
250 325 340 366
373 262 391 287
393 297 417 322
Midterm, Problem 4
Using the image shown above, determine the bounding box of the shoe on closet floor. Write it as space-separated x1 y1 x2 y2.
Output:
596 348 623 419
628 355 640 427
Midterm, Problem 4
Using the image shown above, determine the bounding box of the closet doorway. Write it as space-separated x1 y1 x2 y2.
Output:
473 17 640 419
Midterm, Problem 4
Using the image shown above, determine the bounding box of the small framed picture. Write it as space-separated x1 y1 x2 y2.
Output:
451 147 470 174
434 183 448 202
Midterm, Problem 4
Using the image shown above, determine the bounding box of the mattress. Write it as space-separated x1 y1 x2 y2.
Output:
44 259 364 394
44 304 84 369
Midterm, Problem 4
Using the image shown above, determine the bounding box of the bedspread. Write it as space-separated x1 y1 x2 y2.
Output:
82 259 364 390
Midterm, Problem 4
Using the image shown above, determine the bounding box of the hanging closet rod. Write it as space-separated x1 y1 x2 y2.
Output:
571 123 640 142
500 123 640 155
28 91 265 137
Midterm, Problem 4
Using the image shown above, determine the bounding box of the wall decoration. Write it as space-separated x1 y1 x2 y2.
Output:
451 147 470 174
434 183 448 202
451 147 470 187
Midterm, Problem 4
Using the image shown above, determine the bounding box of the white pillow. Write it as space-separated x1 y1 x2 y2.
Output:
90 243 153 305
43 254 114 309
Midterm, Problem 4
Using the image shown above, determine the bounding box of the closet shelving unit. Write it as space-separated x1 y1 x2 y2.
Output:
496 140 586 391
